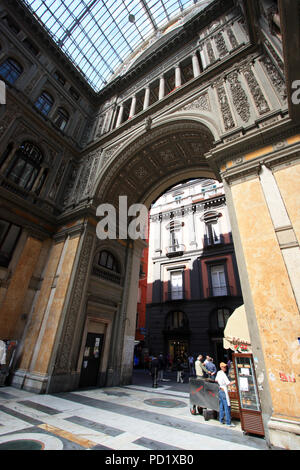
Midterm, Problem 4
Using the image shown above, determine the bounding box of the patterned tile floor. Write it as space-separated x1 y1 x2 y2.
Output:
0 370 270 451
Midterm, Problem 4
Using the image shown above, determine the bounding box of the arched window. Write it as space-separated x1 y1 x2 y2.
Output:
0 57 23 84
6 142 43 191
34 91 54 116
54 107 69 131
98 250 120 273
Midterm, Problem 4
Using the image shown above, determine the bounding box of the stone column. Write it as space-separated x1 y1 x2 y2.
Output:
192 52 201 78
143 86 150 110
116 104 124 127
199 46 208 70
129 95 136 118
175 65 182 88
159 75 165 100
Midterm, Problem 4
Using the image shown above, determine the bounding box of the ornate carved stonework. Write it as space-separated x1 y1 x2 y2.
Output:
214 31 228 57
226 27 239 49
54 232 94 374
214 80 235 131
260 54 287 102
242 65 270 115
102 142 123 165
0 105 21 139
227 71 251 123
180 93 210 112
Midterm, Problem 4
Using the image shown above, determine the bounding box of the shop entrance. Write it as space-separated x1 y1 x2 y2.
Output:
79 332 104 388
168 339 188 363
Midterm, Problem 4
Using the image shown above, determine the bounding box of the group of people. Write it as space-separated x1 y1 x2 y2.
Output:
149 352 235 427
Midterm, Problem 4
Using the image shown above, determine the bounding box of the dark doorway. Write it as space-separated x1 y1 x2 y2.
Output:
79 333 104 388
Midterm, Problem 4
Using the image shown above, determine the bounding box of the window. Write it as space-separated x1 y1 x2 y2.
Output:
217 308 231 328
98 250 119 273
0 58 23 84
0 219 21 267
35 91 54 116
6 142 43 191
210 265 227 296
170 270 184 300
203 211 221 246
165 311 188 330
54 107 69 131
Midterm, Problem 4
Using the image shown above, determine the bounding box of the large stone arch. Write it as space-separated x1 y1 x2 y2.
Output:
94 119 217 210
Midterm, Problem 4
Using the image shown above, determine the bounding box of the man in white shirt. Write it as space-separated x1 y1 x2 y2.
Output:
215 362 236 427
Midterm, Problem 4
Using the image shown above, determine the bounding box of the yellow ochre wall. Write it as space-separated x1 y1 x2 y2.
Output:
231 176 300 420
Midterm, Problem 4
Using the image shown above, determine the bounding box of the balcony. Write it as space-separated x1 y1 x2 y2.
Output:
206 285 234 298
167 290 185 301
166 244 185 258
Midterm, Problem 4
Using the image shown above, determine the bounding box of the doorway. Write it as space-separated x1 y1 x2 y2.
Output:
79 332 104 388
168 339 188 363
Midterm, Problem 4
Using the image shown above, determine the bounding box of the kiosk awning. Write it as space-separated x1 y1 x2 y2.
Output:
223 305 252 352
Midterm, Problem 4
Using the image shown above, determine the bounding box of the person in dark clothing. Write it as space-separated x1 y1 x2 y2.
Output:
176 357 184 383
150 355 159 388
158 353 165 381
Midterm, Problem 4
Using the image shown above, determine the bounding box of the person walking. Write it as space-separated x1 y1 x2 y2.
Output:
158 353 165 381
188 354 195 376
195 354 211 378
150 355 159 388
215 362 236 427
176 357 184 383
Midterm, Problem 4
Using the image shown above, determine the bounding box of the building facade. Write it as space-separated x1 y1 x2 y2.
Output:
146 179 243 365
0 0 299 449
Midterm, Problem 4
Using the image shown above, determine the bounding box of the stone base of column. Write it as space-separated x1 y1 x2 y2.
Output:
268 415 300 450
11 369 49 394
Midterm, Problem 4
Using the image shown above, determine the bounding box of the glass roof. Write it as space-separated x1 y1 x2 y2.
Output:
21 0 213 92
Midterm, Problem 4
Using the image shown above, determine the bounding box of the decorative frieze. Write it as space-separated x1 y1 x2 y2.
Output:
227 71 251 123
61 164 79 207
242 65 270 115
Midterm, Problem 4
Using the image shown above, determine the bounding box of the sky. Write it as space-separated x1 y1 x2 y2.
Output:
22 0 213 91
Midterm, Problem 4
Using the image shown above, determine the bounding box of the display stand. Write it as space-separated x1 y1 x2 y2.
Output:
233 353 264 436
227 364 240 419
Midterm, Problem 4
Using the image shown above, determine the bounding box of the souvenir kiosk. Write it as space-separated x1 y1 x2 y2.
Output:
223 306 265 436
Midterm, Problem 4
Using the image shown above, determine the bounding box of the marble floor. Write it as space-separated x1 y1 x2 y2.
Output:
0 371 270 451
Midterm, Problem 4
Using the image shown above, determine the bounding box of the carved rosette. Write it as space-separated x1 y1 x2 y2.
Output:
54 232 94 374
242 65 270 115
215 80 235 131
227 71 251 123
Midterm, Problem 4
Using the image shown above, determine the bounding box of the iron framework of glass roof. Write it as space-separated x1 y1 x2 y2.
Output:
21 0 213 92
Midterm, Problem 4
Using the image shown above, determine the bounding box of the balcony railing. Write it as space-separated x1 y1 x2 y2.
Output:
206 285 234 297
166 244 185 257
